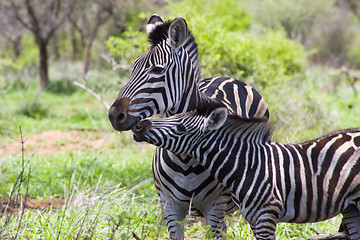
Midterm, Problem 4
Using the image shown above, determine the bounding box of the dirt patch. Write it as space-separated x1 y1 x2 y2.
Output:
1 197 65 216
0 130 109 156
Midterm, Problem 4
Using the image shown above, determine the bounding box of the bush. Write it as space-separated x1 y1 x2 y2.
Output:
13 35 39 69
194 28 307 88
245 0 360 68
167 0 309 112
0 58 17 88
106 31 149 65
168 0 251 32
17 96 49 119
347 34 360 68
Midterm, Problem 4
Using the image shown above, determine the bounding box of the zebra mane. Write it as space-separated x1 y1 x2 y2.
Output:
148 18 201 81
226 115 272 143
148 20 172 46
148 19 196 46
196 99 226 117
196 100 272 143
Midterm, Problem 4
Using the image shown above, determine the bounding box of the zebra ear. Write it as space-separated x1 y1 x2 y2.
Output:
168 17 188 49
204 107 228 131
147 14 164 35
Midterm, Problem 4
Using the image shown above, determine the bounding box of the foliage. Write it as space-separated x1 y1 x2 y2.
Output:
246 0 332 41
347 34 360 68
197 28 307 87
16 99 49 119
168 0 251 32
0 58 17 85
166 0 307 84
246 0 360 67
106 31 149 65
0 58 18 72
13 35 39 69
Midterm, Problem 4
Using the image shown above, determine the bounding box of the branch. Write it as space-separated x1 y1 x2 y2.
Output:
101 54 131 71
9 1 33 31
24 0 40 34
46 0 76 40
72 81 110 109
341 66 360 80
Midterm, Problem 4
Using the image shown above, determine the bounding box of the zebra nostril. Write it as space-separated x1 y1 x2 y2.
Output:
133 120 151 133
134 122 143 132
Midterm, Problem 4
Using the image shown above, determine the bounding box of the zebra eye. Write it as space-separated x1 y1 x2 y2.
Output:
150 65 165 74
176 124 187 132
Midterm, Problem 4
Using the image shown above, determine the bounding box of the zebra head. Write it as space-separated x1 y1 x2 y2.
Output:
108 14 201 131
132 107 229 156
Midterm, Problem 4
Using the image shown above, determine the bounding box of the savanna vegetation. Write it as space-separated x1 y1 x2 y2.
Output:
0 0 359 239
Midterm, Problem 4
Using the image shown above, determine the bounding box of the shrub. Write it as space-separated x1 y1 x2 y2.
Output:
167 0 308 90
167 0 251 32
13 34 39 69
17 97 49 119
106 31 149 65
347 34 360 68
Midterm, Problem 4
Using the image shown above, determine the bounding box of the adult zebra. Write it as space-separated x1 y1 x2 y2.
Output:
132 105 360 240
108 15 269 239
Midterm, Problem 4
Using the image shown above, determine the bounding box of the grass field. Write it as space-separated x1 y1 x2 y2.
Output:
0 65 359 239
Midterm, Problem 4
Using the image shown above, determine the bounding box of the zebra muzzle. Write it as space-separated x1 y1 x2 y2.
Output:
132 120 152 142
108 97 139 131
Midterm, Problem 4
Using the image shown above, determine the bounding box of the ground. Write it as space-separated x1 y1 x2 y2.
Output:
0 129 108 216
0 129 109 156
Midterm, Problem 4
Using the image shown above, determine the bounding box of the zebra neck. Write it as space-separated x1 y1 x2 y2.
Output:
191 120 271 193
168 82 211 115
166 35 205 115
183 34 201 85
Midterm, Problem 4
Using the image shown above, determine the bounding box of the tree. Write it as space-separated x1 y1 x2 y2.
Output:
339 0 360 21
0 5 25 57
69 0 158 79
5 0 75 89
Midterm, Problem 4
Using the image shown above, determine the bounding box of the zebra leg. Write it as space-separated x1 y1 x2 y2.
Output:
251 224 276 240
342 205 360 240
202 193 229 239
339 219 349 234
250 213 277 240
159 194 187 240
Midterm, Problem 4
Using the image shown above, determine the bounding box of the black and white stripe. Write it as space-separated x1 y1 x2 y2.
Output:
108 15 269 239
133 106 360 240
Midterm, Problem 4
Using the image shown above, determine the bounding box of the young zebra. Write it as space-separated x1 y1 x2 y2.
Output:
132 105 360 240
108 15 269 239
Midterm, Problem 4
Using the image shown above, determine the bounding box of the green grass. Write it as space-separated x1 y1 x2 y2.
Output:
1 66 359 239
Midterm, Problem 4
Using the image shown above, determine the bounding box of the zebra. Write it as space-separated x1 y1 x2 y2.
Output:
132 104 360 240
107 14 269 239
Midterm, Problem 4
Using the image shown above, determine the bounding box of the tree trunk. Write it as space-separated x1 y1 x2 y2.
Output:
83 30 97 78
70 25 78 61
13 35 22 57
38 38 49 89
52 33 60 60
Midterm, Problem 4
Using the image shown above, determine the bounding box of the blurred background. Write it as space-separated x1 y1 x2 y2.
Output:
0 0 359 239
